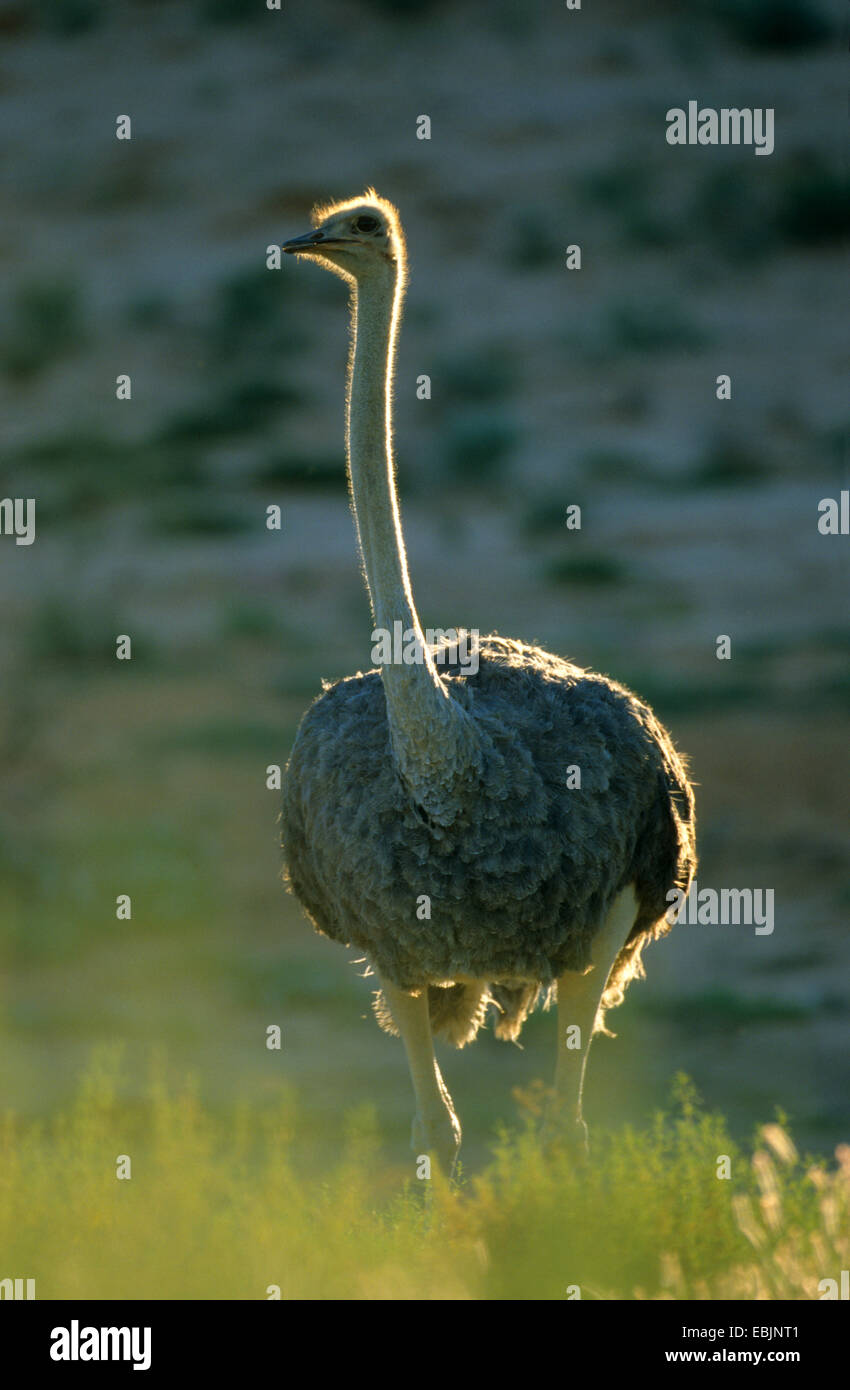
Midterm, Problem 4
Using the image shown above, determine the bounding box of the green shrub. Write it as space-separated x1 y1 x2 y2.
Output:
544 553 628 587
444 410 519 482
1 1058 843 1299
257 452 345 492
710 0 832 51
1 278 86 379
775 158 850 246
604 299 705 354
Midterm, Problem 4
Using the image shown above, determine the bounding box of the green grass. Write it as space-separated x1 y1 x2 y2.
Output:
0 1057 844 1300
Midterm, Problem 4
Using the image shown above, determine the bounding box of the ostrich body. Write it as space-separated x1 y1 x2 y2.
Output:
281 192 696 1172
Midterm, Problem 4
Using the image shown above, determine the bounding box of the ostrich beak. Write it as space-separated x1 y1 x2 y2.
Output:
282 230 326 254
282 230 352 254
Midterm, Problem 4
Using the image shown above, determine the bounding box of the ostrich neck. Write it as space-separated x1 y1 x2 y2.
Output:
346 271 478 820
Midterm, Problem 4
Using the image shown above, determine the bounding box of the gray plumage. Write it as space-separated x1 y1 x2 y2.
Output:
283 634 696 1045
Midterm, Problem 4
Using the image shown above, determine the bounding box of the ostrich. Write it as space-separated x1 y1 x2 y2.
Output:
280 191 696 1173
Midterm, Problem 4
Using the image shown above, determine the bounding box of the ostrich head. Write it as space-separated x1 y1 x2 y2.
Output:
282 190 405 285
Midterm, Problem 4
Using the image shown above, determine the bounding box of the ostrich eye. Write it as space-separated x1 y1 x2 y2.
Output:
354 215 380 233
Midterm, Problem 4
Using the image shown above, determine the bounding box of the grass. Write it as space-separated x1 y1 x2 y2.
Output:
0 1056 844 1300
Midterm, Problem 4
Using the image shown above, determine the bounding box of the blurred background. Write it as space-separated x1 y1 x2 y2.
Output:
0 0 847 1175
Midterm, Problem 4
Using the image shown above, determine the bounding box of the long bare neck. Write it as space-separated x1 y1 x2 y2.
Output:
346 266 478 820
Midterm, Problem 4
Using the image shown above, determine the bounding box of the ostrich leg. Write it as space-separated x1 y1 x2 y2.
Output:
552 885 638 1148
378 976 462 1176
